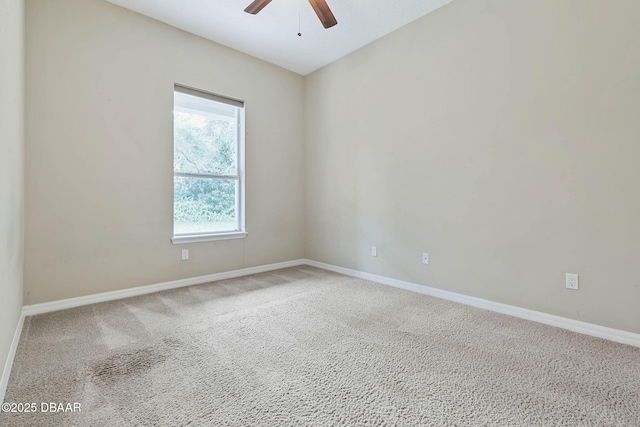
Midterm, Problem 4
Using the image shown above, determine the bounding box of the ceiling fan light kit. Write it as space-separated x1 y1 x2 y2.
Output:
245 0 338 29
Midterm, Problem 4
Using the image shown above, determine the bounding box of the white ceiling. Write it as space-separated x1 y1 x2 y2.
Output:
105 0 454 75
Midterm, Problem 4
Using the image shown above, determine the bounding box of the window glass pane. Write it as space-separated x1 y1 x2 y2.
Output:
174 91 238 176
174 176 238 234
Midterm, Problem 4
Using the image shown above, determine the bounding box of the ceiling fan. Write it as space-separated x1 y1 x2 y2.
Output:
244 0 338 29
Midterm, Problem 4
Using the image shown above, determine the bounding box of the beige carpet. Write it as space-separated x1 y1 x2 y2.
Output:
2 266 639 426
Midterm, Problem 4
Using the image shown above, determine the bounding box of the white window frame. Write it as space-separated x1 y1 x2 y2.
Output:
171 84 246 244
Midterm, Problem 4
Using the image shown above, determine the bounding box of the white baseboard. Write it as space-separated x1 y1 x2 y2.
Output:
23 259 306 316
304 259 640 348
0 307 25 405
18 257 640 350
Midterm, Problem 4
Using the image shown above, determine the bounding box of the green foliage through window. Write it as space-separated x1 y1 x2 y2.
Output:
173 90 242 235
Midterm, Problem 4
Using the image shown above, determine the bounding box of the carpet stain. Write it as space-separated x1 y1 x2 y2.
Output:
89 348 168 384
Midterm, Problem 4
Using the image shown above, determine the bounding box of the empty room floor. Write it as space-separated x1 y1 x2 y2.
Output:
2 266 639 426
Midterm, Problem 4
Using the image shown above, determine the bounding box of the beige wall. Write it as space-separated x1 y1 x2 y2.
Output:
305 0 640 333
0 0 24 383
25 0 305 304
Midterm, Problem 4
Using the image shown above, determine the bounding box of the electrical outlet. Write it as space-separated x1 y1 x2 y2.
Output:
371 246 377 257
182 249 189 261
422 253 429 265
566 273 578 290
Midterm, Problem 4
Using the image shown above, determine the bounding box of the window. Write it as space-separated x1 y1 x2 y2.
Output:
172 85 246 243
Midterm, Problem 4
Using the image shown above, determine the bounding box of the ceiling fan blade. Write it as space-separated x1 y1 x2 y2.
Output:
308 0 338 29
244 0 273 14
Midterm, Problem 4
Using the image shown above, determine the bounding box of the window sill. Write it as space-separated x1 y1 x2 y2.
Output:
171 231 247 244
